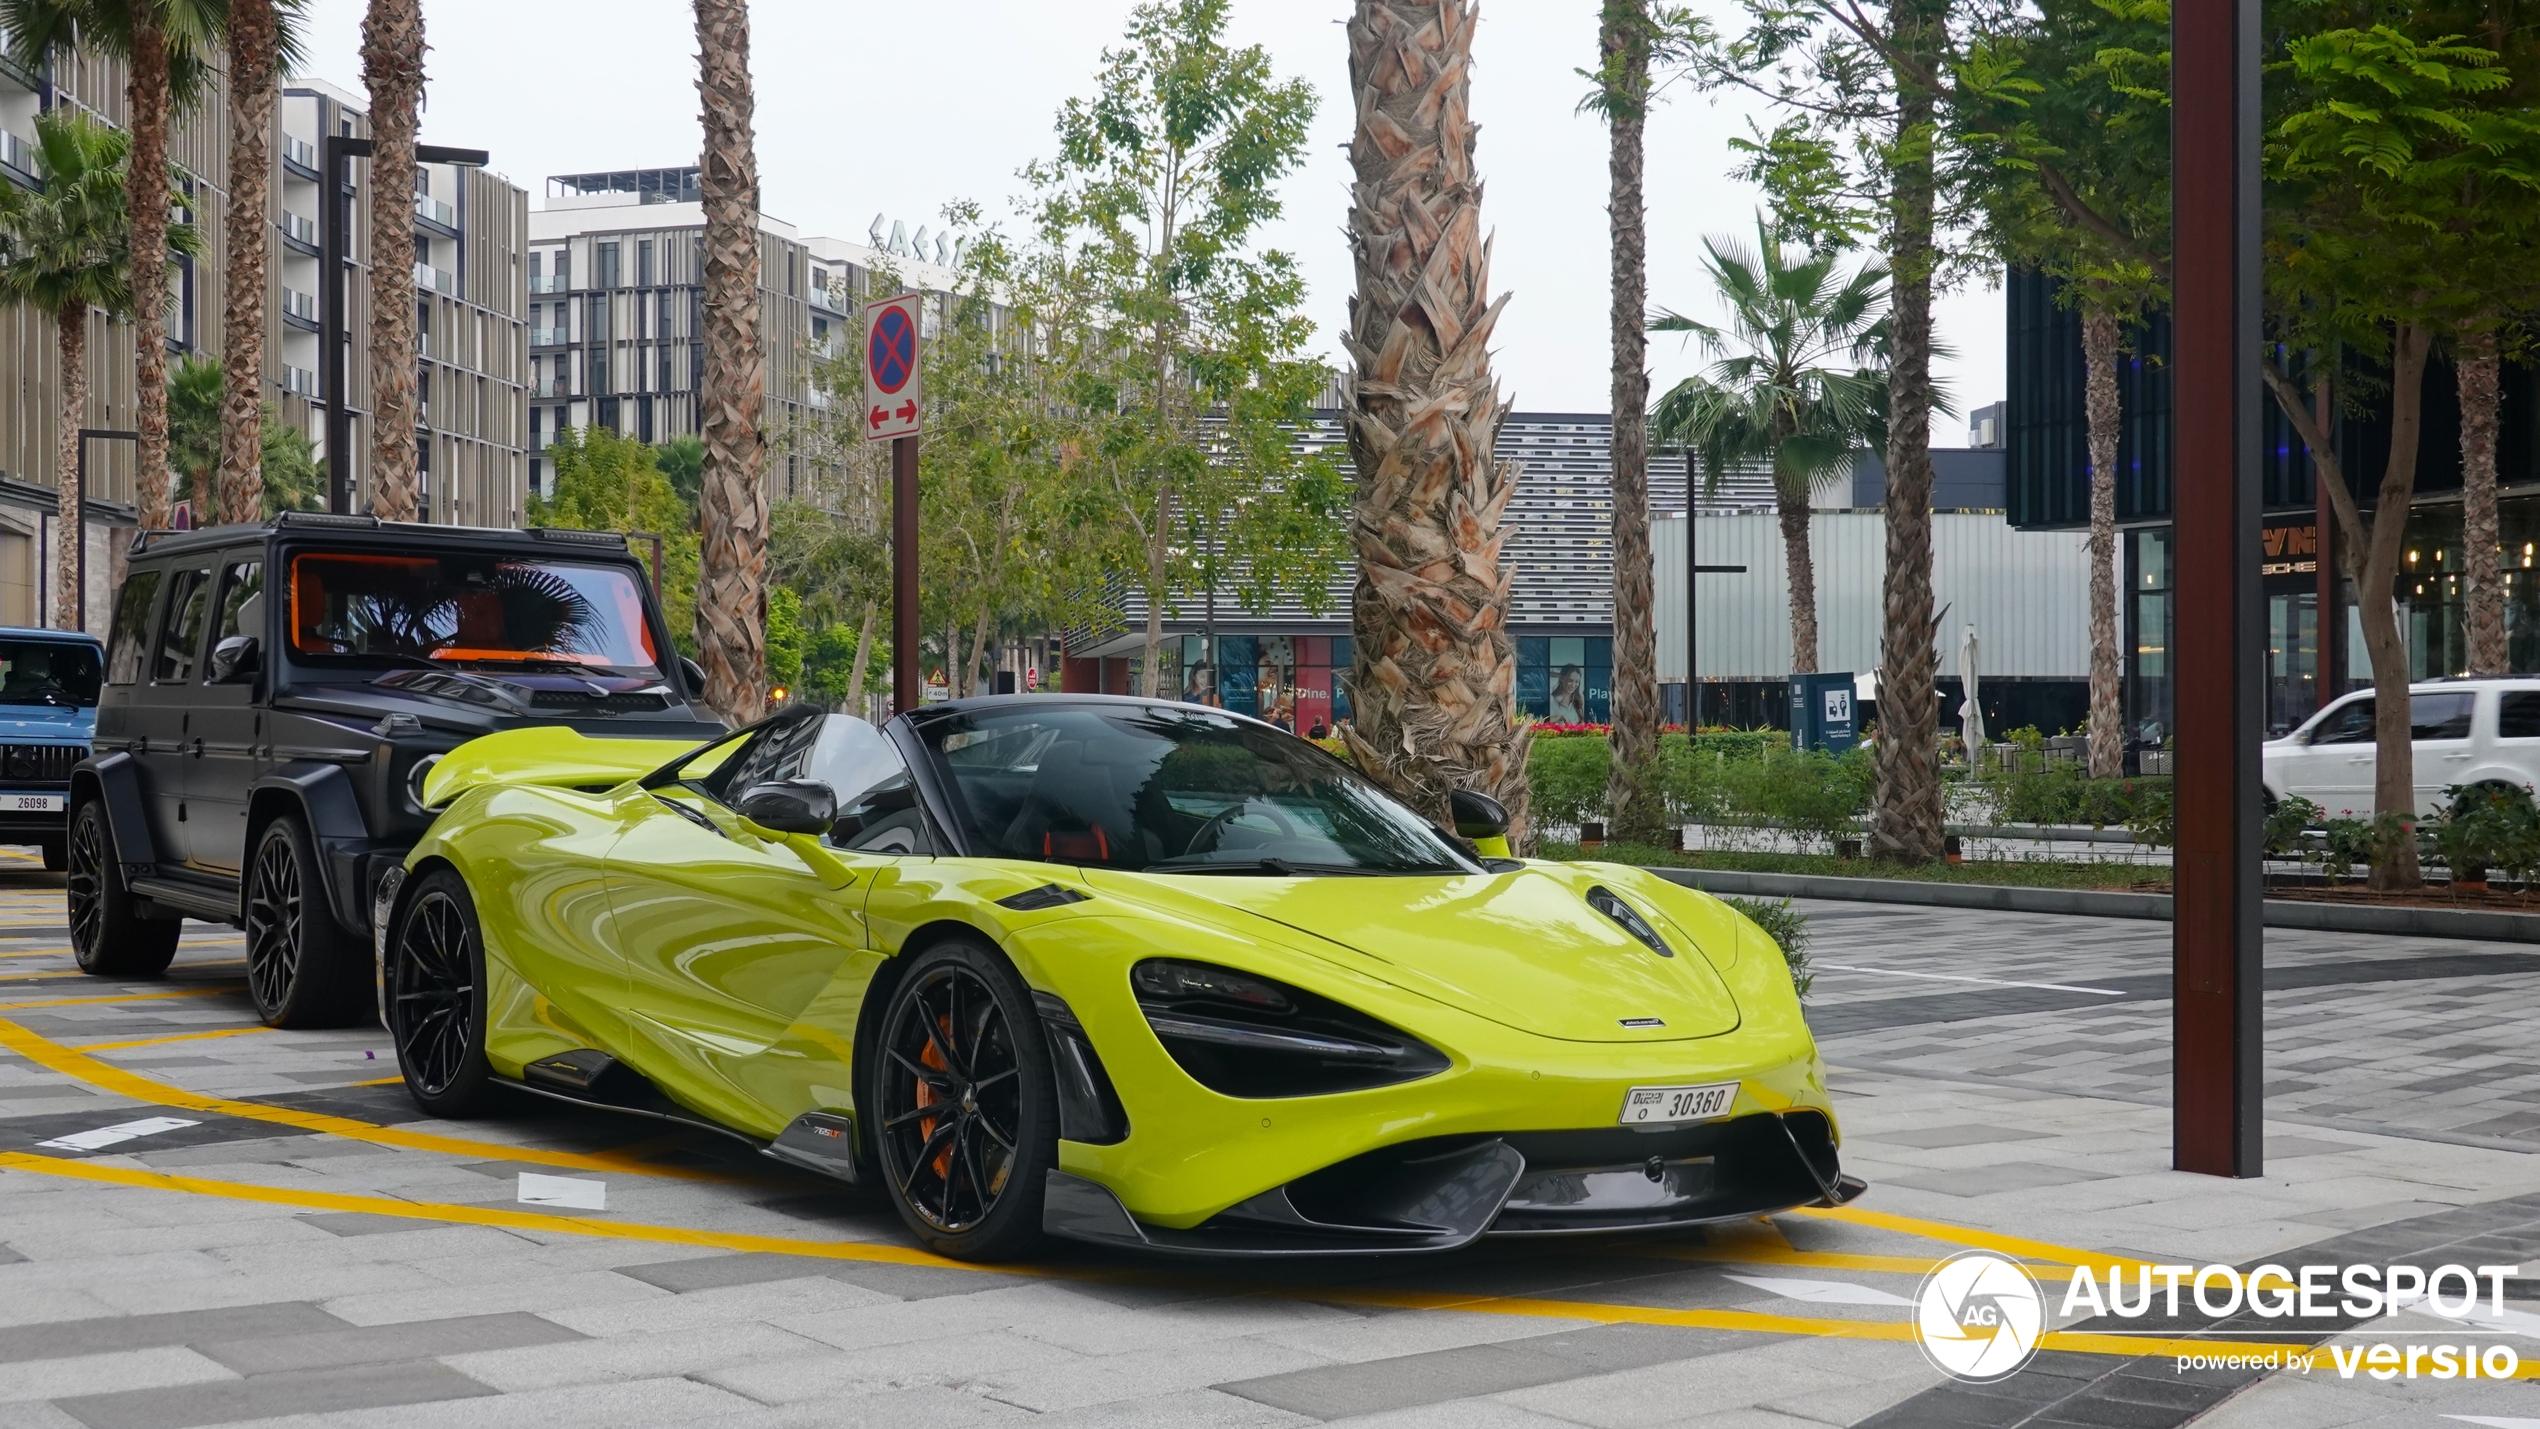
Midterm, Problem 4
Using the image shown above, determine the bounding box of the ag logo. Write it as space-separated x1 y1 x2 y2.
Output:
1913 1250 2045 1382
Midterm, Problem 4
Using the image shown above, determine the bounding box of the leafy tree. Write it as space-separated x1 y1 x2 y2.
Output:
2258 20 2540 889
1026 0 1341 697
167 352 223 515
1652 218 1888 675
653 434 705 517
766 585 805 694
530 425 701 658
167 353 322 519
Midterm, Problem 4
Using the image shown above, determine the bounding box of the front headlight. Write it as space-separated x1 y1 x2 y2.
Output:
1131 958 1449 1098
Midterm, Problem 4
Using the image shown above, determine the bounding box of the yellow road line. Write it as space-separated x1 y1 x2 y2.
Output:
0 988 229 1011
71 1026 270 1053
0 1017 737 1183
1651 1244 1998 1276
348 1075 402 1087
1792 1204 2165 1277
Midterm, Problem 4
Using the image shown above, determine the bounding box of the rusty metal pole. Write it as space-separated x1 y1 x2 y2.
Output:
892 433 920 715
2170 0 2264 1177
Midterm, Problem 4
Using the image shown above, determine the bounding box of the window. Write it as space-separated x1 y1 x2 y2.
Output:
657 288 672 334
2311 697 2375 745
0 638 102 708
152 568 215 683
211 560 264 659
285 550 662 678
637 239 653 287
106 570 162 685
2500 692 2540 740
2411 691 2475 741
596 241 620 289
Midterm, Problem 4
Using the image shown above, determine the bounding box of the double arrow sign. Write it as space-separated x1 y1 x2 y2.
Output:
862 292 925 442
868 399 919 431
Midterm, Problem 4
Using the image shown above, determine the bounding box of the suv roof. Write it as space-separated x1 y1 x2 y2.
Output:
0 627 101 645
128 513 633 562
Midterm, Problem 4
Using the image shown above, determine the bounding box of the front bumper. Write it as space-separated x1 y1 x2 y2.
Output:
1044 1109 1864 1256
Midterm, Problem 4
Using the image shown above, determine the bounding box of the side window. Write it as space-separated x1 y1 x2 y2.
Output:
2500 692 2540 740
105 570 163 685
211 559 264 654
804 717 928 854
688 714 825 805
2411 691 2474 741
2314 697 2376 745
152 569 215 684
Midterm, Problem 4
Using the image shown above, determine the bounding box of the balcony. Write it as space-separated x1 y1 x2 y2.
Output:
281 134 319 174
528 274 568 294
281 288 318 325
530 378 567 397
413 193 457 229
529 327 569 347
0 128 36 182
282 365 318 397
414 261 457 297
278 210 318 249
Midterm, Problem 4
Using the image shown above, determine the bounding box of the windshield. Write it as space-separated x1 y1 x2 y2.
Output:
914 703 1476 875
286 551 662 678
0 640 100 708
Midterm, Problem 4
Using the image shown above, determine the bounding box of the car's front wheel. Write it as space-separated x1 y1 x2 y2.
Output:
386 867 494 1117
865 937 1058 1261
66 800 178 977
243 816 371 1027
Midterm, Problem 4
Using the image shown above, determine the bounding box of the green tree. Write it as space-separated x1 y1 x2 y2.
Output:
1651 218 1888 675
167 352 223 515
766 585 805 694
653 434 705 516
530 425 701 658
167 352 322 520
2258 21 2540 890
1026 0 1342 696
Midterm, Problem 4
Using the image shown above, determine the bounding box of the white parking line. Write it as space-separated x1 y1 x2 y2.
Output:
37 1116 200 1150
1814 964 2127 996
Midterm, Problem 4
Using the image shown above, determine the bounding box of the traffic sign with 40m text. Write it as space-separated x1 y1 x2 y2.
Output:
863 293 923 441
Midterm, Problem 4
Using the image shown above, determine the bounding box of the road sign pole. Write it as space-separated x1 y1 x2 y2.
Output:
893 434 920 715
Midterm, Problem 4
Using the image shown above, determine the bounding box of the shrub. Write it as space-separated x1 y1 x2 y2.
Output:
1723 895 1812 999
1526 733 1611 827
1719 746 1874 851
1987 765 2172 831
2430 784 2540 882
2265 794 2326 856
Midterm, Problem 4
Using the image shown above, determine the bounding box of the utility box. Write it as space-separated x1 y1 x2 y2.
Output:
1789 671 1859 754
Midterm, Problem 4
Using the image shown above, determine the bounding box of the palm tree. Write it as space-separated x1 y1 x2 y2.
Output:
1340 0 1530 837
360 0 423 521
0 112 193 627
217 0 306 525
1652 219 1887 674
4 0 225 534
693 0 767 725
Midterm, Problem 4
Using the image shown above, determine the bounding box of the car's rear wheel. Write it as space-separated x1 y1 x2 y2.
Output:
66 800 178 978
243 816 371 1028
865 938 1057 1261
387 868 494 1117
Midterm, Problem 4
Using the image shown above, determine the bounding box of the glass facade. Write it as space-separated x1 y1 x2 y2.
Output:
2397 500 2540 680
1153 635 1354 734
2126 529 2173 741
1518 636 1613 723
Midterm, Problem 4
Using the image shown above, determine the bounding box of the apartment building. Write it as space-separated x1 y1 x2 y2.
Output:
0 48 530 632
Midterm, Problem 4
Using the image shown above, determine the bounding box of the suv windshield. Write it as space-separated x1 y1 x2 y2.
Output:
0 639 100 708
914 703 1476 875
286 550 662 678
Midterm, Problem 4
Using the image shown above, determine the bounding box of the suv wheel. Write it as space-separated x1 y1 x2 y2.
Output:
244 816 372 1028
66 800 179 978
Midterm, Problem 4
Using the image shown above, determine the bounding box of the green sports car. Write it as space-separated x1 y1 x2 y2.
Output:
379 695 1860 1261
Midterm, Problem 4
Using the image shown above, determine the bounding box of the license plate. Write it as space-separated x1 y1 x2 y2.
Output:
1619 1081 1739 1125
2 794 63 813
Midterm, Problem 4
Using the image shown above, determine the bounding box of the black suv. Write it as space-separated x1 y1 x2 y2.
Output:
69 513 725 1026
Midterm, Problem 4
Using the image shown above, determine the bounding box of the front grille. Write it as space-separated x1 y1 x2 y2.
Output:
529 691 670 714
0 744 85 784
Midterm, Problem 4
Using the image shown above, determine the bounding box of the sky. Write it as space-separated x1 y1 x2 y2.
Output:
298 0 2004 442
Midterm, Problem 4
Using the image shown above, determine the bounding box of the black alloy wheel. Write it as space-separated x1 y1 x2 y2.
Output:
66 800 177 977
868 939 1057 1260
387 868 493 1116
242 817 369 1028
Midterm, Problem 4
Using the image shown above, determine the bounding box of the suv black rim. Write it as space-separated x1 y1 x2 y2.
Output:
66 810 101 956
244 833 302 1013
391 890 474 1096
877 963 1022 1234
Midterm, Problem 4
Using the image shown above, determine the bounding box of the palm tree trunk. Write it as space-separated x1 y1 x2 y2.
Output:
1775 465 1819 672
693 0 768 725
844 599 877 715
361 0 425 522
2082 304 2124 777
1868 0 1948 863
2459 325 2506 676
125 11 174 532
54 304 87 632
1340 0 1532 840
219 0 280 524
1601 0 1662 845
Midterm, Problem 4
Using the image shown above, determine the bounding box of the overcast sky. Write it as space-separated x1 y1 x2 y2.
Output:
299 0 2003 441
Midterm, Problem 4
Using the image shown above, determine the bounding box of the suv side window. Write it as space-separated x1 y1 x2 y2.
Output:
2501 692 2540 739
106 570 162 685
2313 697 2375 744
2411 691 2475 741
152 568 216 684
209 559 264 668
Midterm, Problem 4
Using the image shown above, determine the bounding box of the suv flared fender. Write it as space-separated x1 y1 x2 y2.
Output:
247 762 374 937
71 752 159 875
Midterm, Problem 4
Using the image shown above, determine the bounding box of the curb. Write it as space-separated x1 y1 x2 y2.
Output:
1637 866 2540 944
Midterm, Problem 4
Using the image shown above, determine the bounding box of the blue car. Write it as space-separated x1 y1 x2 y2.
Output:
0 629 102 870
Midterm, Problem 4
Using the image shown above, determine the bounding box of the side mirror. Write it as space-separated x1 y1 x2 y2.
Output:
1450 788 1510 841
210 635 260 684
736 778 837 836
680 656 708 699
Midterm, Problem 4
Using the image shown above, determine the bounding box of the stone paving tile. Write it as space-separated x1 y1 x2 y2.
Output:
50 1362 494 1429
194 1311 583 1375
0 1348 237 1405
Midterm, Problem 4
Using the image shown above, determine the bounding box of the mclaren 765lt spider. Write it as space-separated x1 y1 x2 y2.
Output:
378 695 1861 1261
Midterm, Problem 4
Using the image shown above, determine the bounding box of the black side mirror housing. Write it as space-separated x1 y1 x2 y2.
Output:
1450 788 1511 840
737 778 837 836
679 656 709 700
210 634 260 684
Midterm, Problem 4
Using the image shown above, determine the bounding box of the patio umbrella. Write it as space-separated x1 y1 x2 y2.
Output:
1957 624 1986 756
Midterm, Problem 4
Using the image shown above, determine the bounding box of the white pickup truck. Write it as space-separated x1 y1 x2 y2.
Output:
2263 679 2540 817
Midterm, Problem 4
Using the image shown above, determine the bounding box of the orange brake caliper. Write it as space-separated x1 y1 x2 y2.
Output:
915 1018 955 1177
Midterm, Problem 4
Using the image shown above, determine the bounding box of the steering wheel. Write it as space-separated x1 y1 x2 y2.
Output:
1187 800 1301 856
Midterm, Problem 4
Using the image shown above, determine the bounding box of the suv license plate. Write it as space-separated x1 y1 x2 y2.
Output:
1619 1081 1739 1125
3 794 63 813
